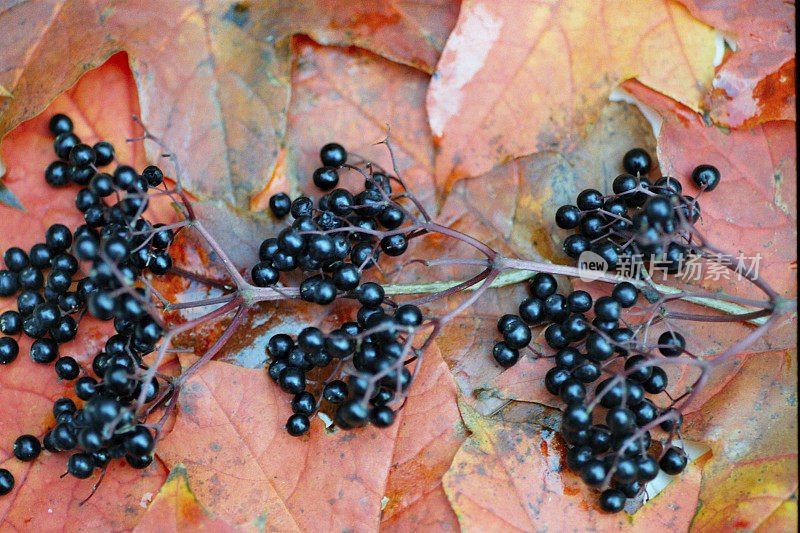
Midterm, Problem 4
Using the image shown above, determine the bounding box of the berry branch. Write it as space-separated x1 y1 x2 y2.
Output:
0 115 792 517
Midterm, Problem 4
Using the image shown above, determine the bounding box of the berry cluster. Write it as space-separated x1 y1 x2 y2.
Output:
555 148 720 274
493 272 689 512
257 143 424 435
1 114 175 494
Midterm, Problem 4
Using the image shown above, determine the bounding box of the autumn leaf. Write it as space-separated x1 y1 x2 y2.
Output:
442 400 704 531
0 0 458 210
0 1 797 531
132 464 248 532
427 0 717 192
156 342 462 529
678 0 796 128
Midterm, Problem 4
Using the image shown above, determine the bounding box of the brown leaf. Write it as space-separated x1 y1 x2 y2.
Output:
245 0 462 74
426 0 717 191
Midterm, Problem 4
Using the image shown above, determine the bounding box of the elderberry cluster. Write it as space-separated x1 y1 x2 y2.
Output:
555 148 720 273
0 114 175 495
493 273 689 512
258 143 423 436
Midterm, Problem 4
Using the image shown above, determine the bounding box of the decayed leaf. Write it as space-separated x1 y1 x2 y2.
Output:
442 401 703 531
133 464 246 532
0 0 457 210
156 342 462 530
678 0 795 128
684 349 798 531
426 0 717 191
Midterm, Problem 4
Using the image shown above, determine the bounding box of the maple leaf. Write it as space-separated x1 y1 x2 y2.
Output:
0 0 458 210
678 0 796 128
427 0 717 192
156 342 462 529
0 1 796 531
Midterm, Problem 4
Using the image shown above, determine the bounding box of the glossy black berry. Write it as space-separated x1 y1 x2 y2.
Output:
643 366 668 394
286 414 311 436
579 213 607 239
576 189 604 211
54 132 80 160
279 367 306 394
564 445 593 471
69 143 96 168
394 304 422 327
67 453 95 479
492 341 520 368
585 333 614 362
599 489 626 513
636 455 659 481
264 193 290 219
337 399 369 428
322 380 348 404
0 311 22 335
0 468 14 495
606 407 635 433
74 376 98 400
13 435 41 461
44 160 70 187
0 270 19 297
529 273 557 299
622 148 652 175
124 426 155 456
658 331 685 357
545 367 571 396
320 142 347 167
691 164 721 191
544 323 568 349
565 291 591 314
0 336 19 364
611 282 638 308
562 234 590 259
313 167 340 191
555 205 581 229
45 224 72 253
55 356 81 380
659 447 688 475
356 282 384 307
251 262 279 287
30 338 58 364
580 459 607 486
543 294 569 322
502 320 531 349
91 141 114 166
49 113 73 136
612 173 638 196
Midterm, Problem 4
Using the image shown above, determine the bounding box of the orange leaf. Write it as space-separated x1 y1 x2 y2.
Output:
156 342 462 529
427 0 717 191
133 464 247 532
443 401 703 531
683 349 798 531
678 0 796 128
0 0 458 209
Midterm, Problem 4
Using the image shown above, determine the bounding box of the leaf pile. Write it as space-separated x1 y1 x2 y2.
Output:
0 0 796 530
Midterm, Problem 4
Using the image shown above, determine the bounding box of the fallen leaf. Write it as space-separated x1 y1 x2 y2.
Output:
678 0 796 127
133 464 246 532
684 349 798 531
0 0 458 210
442 400 703 531
427 0 716 192
157 342 462 529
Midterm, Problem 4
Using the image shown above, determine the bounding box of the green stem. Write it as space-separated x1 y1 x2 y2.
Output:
381 268 771 326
